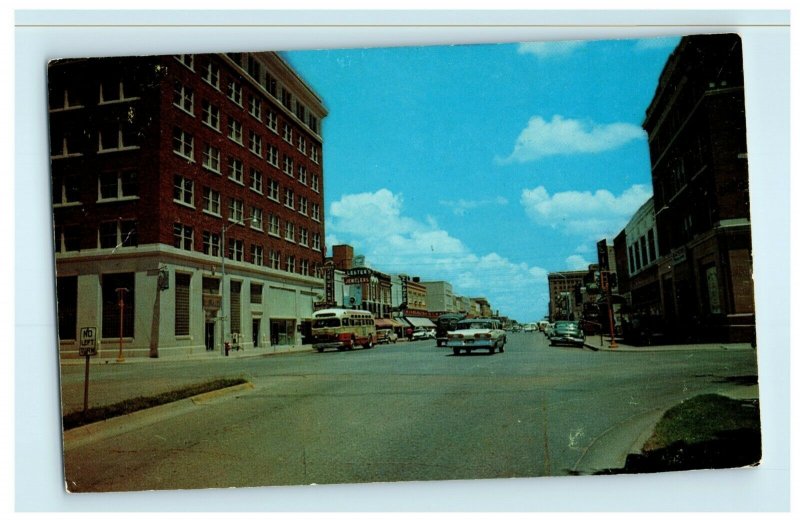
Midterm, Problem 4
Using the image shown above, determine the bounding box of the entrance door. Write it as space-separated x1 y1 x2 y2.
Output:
252 318 260 348
205 321 215 351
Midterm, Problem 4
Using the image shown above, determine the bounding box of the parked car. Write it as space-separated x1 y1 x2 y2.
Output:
549 321 585 347
411 328 435 341
543 323 555 337
376 329 398 344
447 319 506 355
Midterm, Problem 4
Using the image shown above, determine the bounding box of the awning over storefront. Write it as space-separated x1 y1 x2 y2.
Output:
405 317 436 329
375 318 403 329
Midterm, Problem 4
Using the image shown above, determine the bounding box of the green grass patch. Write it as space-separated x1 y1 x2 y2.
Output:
643 394 761 451
63 378 248 431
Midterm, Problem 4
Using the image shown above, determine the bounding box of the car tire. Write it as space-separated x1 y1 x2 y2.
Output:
489 346 496 354
453 348 460 356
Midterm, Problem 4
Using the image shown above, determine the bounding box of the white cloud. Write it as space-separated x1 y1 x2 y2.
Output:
518 41 587 58
440 196 509 216
498 114 646 164
520 184 652 239
566 254 590 270
328 189 550 320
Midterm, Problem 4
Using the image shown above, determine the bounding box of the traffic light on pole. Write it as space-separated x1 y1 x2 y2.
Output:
600 271 609 292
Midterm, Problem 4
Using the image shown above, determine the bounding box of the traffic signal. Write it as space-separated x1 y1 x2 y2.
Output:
600 271 609 291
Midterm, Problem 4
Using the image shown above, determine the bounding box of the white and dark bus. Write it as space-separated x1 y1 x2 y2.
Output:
311 308 377 352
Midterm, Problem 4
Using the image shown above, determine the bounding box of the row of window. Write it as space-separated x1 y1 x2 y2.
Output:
173 126 320 194
628 229 658 275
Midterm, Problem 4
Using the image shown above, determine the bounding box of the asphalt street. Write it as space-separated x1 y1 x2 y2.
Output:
60 332 760 492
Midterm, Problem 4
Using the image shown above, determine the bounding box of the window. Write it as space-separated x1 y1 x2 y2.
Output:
297 135 307 155
267 145 279 167
53 174 81 205
101 272 134 339
173 223 193 251
282 122 293 144
54 224 81 252
248 131 262 157
298 196 308 216
173 175 194 207
99 78 139 103
98 171 137 201
300 259 310 276
175 273 191 336
227 81 242 106
57 276 78 340
175 54 194 70
173 81 194 115
269 249 281 269
202 145 221 173
284 188 294 209
228 156 244 184
312 232 321 251
311 173 319 192
203 187 221 216
310 144 319 164
267 179 280 201
227 239 244 262
311 203 321 221
648 229 657 262
286 255 296 273
246 55 261 80
283 156 294 177
263 72 277 96
99 220 137 249
309 114 318 134
248 96 261 121
203 60 220 89
251 245 264 266
51 131 83 158
284 221 295 242
268 214 280 236
228 198 244 223
49 86 83 111
172 128 194 160
250 207 263 231
230 281 242 333
639 236 649 267
250 282 263 303
281 88 292 109
266 110 278 132
227 118 243 144
250 168 263 194
298 164 308 185
98 122 139 152
299 227 309 246
203 231 221 256
202 101 220 131
294 101 306 122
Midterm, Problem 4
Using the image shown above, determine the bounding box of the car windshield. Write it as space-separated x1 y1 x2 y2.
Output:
456 321 492 330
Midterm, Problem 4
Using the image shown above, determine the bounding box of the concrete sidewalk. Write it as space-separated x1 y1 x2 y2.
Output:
582 334 755 353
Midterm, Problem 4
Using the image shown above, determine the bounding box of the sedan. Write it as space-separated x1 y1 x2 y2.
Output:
549 321 585 347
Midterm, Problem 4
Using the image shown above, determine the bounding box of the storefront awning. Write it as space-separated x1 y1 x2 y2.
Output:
405 317 436 329
375 318 403 329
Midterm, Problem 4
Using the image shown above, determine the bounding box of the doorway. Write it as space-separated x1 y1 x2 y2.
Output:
205 321 215 351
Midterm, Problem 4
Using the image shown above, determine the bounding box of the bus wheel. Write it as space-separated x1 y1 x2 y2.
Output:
316 347 324 353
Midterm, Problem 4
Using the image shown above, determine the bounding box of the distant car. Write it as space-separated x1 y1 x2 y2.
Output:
549 321 585 347
376 329 398 344
411 328 435 341
447 319 506 355
544 323 555 337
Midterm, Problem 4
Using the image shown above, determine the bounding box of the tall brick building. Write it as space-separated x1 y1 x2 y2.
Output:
643 34 755 342
49 52 327 358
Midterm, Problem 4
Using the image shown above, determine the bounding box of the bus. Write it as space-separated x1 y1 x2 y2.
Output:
311 308 377 352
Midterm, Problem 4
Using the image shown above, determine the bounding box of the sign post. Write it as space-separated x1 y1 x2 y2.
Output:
79 327 98 414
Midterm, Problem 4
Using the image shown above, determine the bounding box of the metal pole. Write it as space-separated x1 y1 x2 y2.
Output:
221 224 226 356
83 353 90 414
116 287 128 362
605 273 618 349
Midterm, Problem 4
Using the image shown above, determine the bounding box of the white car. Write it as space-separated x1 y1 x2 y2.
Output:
447 319 506 355
411 328 435 341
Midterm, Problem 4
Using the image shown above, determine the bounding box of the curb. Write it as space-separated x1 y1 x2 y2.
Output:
63 382 255 451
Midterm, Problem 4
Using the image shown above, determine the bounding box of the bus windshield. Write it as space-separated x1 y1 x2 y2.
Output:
313 318 341 328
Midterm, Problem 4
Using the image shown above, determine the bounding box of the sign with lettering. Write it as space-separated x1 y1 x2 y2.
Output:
79 327 98 356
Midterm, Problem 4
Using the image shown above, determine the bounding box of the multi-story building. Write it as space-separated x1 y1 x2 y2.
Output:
50 52 327 358
424 281 455 314
624 198 662 318
547 270 588 320
643 34 755 342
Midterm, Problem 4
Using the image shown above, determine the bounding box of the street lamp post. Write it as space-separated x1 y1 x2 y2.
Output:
115 287 129 362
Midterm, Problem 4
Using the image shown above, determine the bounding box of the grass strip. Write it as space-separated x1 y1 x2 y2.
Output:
63 378 248 430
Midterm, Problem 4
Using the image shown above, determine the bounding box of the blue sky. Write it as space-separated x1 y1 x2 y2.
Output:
282 36 679 323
